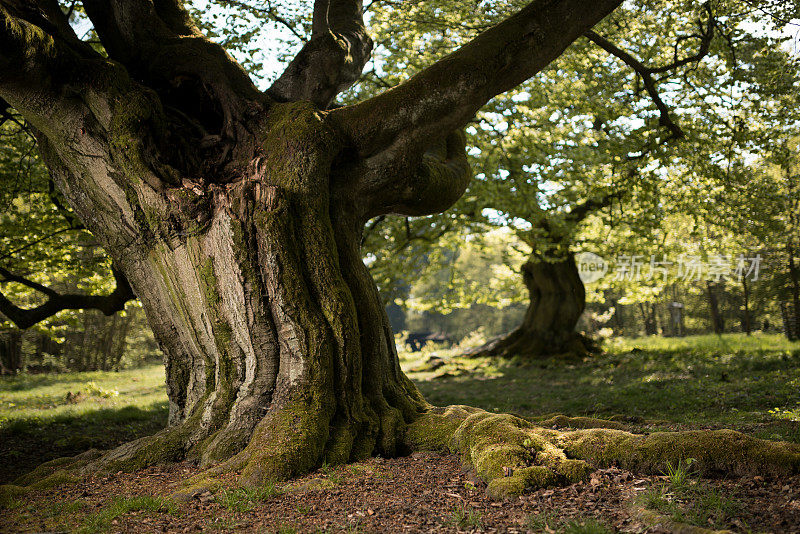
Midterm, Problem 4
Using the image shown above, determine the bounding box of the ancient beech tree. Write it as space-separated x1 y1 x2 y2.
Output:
2 0 799 498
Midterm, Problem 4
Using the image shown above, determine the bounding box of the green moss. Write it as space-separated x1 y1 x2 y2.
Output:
199 258 220 306
102 408 205 473
324 424 356 465
239 389 334 486
404 405 477 451
555 459 592 483
560 428 800 477
0 484 28 509
29 470 81 490
485 475 528 500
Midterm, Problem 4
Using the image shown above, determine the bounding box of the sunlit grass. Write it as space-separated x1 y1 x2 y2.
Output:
0 365 166 421
605 333 800 354
402 333 800 442
0 365 168 482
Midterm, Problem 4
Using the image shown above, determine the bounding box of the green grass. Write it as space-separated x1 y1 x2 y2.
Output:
0 364 168 482
217 483 283 512
79 495 177 533
662 458 696 492
445 504 483 530
402 333 800 442
637 470 744 531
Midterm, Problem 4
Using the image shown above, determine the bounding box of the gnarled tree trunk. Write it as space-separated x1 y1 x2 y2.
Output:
0 0 624 485
469 252 591 359
4 0 800 503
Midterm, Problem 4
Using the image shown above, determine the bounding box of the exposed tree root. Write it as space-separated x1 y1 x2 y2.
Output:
463 329 597 360
4 404 800 506
404 406 800 499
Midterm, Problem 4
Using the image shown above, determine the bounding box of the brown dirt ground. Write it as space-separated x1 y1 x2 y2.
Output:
2 451 800 533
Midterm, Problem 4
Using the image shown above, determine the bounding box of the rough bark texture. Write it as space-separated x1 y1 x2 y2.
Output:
8 0 795 504
0 0 624 487
468 253 592 359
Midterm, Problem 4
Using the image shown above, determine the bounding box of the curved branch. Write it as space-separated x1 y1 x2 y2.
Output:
328 0 623 159
352 129 472 219
583 6 715 142
584 30 685 140
0 266 134 329
82 0 263 140
268 0 372 109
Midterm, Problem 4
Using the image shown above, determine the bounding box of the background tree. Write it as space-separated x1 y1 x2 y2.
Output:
358 0 797 356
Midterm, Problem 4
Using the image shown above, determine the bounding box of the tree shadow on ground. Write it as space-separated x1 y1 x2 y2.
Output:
0 402 168 483
408 345 800 443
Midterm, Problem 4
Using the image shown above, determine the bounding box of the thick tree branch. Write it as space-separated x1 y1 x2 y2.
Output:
328 0 623 159
81 0 263 143
326 0 621 219
342 128 472 219
268 0 372 109
0 266 134 329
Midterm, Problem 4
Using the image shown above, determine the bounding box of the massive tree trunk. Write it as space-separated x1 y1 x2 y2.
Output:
0 0 624 485
4 0 800 502
52 103 429 481
468 253 591 359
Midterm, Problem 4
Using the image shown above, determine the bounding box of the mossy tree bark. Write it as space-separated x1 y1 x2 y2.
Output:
0 0 624 484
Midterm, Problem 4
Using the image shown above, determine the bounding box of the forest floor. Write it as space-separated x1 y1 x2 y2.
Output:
1 333 800 533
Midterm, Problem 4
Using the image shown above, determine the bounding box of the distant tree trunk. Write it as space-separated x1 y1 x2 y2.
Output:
741 277 751 335
611 297 625 335
0 329 22 374
111 313 133 370
639 302 658 336
788 243 800 339
467 253 590 359
706 281 724 334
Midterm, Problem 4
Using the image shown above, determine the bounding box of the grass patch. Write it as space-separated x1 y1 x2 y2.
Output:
79 495 177 533
445 504 483 530
402 333 800 442
217 483 283 512
526 512 613 533
0 364 168 482
637 458 744 531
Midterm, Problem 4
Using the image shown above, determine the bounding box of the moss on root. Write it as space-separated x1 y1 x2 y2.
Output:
405 406 800 499
12 449 102 487
559 428 800 478
539 415 628 431
406 406 591 499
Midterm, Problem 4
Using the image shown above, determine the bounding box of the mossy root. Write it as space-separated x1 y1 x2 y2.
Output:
405 405 800 499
